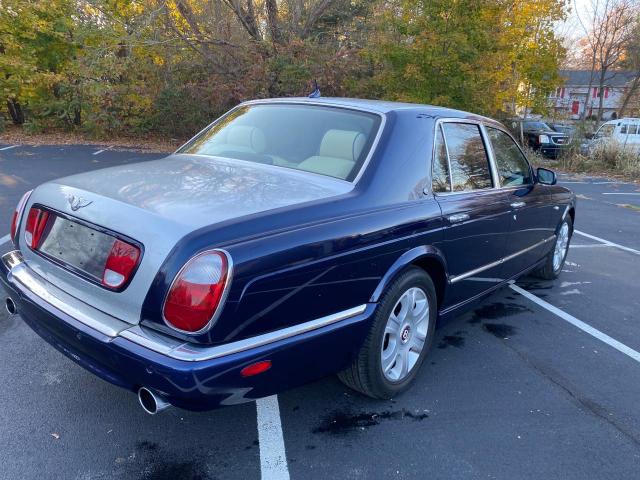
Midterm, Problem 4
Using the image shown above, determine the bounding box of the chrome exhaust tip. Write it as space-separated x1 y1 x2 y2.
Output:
138 387 171 415
5 297 17 315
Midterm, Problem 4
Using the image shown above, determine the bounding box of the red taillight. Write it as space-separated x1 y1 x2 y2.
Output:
163 250 230 334
10 190 33 244
24 207 50 249
102 239 141 289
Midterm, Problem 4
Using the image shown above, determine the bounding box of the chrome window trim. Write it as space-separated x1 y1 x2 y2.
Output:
482 124 535 189
175 99 387 185
429 122 454 194
449 235 555 284
2 251 368 362
433 118 497 196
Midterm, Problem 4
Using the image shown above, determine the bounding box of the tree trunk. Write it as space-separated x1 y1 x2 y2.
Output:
597 70 606 121
6 99 24 124
265 0 281 43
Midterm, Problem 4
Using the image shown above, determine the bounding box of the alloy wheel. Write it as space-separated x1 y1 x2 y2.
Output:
380 287 430 382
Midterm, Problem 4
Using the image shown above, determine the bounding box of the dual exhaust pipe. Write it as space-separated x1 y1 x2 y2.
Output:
6 295 170 415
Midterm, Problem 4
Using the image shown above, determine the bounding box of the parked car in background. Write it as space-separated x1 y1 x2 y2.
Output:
580 118 640 156
549 123 577 140
1 98 576 414
510 119 571 158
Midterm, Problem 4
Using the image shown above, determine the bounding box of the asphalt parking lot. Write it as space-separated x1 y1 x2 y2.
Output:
0 143 639 480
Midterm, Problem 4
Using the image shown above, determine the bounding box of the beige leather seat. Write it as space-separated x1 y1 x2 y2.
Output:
202 125 267 156
298 129 367 179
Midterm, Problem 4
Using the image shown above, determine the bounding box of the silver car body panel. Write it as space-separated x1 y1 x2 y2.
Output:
19 154 353 324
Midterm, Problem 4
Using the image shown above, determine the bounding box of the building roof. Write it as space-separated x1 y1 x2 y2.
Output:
560 70 636 87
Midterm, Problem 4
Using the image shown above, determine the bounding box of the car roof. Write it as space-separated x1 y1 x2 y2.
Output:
244 97 499 124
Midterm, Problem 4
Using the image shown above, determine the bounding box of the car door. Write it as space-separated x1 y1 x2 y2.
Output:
484 126 555 277
433 121 513 308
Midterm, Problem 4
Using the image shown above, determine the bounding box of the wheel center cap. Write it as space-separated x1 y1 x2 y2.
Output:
400 325 411 344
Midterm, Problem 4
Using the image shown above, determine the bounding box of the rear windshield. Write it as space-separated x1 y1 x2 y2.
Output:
179 104 382 181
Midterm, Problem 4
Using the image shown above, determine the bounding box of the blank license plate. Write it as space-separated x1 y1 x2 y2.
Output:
38 216 116 280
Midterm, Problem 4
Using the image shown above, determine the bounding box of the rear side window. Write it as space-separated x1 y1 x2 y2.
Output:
432 126 451 193
441 123 493 192
486 127 532 187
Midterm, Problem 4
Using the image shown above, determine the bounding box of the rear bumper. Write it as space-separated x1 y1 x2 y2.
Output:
1 250 374 411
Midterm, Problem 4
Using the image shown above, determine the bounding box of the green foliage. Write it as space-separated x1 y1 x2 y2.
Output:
0 0 569 138
366 0 567 116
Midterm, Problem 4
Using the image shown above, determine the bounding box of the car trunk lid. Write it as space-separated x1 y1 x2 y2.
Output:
19 154 352 325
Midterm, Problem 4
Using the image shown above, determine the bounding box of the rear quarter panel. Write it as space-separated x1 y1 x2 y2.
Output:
141 110 448 345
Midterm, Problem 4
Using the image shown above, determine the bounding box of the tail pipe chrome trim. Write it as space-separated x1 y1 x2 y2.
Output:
5 297 17 315
138 387 171 415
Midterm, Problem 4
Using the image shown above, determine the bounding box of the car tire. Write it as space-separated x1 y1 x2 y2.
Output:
533 215 573 280
338 267 437 399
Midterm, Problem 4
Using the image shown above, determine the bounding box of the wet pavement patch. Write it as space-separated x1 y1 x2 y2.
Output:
469 302 533 324
313 409 428 435
132 441 210 480
438 331 466 349
483 323 516 339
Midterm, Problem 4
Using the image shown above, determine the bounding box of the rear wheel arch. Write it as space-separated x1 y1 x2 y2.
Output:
370 246 447 311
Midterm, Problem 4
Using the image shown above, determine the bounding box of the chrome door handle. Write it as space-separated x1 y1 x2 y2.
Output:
510 201 526 209
448 213 469 223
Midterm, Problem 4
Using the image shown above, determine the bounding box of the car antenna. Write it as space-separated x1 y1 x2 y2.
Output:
308 80 321 98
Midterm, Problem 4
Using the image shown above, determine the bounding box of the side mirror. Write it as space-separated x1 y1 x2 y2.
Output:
585 132 594 139
537 167 557 185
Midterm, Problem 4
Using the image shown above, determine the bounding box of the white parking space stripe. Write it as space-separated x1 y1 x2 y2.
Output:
570 244 611 249
574 230 640 256
0 145 18 151
256 395 290 480
510 284 640 364
602 192 640 196
0 234 9 245
92 149 106 156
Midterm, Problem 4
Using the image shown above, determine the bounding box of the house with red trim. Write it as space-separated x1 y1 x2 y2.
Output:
550 70 638 120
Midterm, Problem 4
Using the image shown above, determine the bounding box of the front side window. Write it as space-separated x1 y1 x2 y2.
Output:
432 126 451 193
179 104 381 181
441 123 493 192
486 127 532 187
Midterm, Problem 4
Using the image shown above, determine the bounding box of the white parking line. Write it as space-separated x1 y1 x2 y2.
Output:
602 192 640 195
0 145 18 151
0 234 9 245
92 149 106 156
574 230 640 256
510 284 640 364
256 395 290 480
570 244 611 249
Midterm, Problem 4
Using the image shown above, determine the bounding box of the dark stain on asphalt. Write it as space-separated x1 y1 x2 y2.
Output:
133 441 210 480
483 323 516 338
469 302 533 324
438 331 466 349
313 409 428 435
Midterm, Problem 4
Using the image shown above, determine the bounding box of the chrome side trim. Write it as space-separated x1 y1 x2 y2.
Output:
449 235 555 284
2 251 368 362
121 304 368 362
4 252 130 337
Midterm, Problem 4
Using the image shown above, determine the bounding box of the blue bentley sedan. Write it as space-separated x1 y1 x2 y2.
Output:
1 98 575 413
